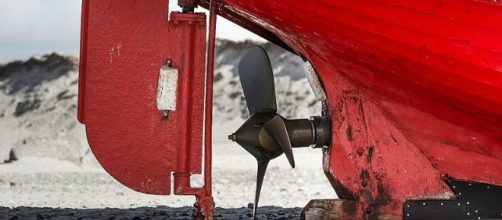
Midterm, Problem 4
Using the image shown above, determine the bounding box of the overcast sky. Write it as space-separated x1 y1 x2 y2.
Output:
0 0 263 63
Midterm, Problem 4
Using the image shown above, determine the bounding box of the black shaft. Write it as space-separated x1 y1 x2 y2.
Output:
284 119 315 148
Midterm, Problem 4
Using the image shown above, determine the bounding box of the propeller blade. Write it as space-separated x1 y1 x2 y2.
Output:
253 159 269 220
263 115 295 168
238 46 277 115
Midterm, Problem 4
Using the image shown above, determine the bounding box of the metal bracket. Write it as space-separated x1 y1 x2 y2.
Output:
404 179 502 220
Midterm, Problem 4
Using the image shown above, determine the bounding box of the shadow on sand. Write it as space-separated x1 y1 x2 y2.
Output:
0 206 302 220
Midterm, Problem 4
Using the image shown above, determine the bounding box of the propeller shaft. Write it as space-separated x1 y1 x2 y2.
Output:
229 116 330 149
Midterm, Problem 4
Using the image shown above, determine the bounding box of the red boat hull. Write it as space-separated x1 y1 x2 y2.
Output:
79 0 502 218
208 0 502 217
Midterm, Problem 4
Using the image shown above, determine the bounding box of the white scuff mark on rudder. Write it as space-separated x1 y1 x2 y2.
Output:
156 65 178 111
109 44 122 64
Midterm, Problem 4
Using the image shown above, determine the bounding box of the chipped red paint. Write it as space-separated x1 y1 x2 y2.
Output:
79 0 502 218
208 0 502 218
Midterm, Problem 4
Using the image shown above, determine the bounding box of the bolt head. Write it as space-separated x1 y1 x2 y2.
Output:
228 133 237 141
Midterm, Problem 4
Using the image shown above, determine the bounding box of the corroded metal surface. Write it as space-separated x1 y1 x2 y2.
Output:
302 200 399 220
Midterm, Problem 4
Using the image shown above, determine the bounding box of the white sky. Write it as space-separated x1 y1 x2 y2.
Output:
0 0 264 63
